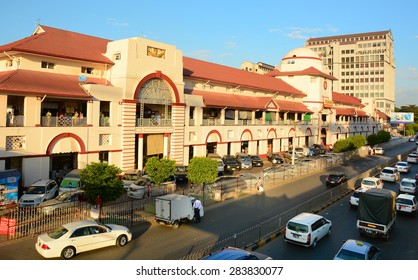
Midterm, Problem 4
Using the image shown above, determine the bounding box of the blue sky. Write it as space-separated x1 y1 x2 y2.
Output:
2 0 418 107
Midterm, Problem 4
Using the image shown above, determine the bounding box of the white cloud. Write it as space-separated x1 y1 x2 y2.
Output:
106 18 129 27
225 41 237 49
186 50 212 60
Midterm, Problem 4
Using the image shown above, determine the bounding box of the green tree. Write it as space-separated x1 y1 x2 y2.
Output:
80 162 124 204
187 157 218 185
145 157 176 192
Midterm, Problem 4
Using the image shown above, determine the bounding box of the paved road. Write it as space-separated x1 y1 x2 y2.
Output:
0 140 415 260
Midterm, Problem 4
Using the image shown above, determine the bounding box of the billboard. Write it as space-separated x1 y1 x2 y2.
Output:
390 112 414 124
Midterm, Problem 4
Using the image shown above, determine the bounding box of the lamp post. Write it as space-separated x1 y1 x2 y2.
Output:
292 121 299 166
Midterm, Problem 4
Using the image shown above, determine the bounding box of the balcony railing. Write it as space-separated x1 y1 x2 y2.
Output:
6 115 24 127
41 116 88 127
136 118 172 127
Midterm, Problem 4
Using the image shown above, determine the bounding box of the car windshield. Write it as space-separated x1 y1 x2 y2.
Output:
336 249 365 260
287 222 308 233
362 180 376 186
225 158 237 163
134 178 148 186
240 156 251 161
397 198 413 205
55 192 75 202
26 185 46 194
397 162 407 166
251 156 261 160
175 166 186 172
47 226 68 240
401 181 415 188
328 174 343 180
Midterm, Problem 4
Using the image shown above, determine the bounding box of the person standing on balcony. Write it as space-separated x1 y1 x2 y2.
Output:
46 110 52 126
79 112 84 125
73 110 79 126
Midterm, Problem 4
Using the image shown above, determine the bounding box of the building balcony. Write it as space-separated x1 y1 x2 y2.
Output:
41 116 88 127
136 118 172 127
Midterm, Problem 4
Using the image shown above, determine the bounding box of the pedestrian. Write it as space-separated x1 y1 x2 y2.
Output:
256 176 264 192
193 198 202 223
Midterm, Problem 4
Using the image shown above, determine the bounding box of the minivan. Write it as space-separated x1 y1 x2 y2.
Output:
59 169 83 193
284 212 332 248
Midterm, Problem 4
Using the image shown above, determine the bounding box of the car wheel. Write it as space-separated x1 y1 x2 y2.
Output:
311 238 317 248
172 220 180 229
117 235 129 247
61 246 76 259
327 228 331 236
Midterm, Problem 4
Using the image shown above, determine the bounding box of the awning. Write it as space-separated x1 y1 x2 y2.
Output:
275 99 312 113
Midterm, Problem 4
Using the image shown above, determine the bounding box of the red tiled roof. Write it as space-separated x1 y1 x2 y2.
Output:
183 57 306 97
267 67 337 81
187 89 277 110
0 25 113 65
0 69 111 98
356 110 368 117
334 107 356 116
275 99 313 113
376 110 389 120
332 91 363 107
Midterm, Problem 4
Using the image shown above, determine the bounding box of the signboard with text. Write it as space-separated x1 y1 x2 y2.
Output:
390 112 414 124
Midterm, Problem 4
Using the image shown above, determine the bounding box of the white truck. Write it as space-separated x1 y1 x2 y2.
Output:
357 188 396 240
155 194 204 229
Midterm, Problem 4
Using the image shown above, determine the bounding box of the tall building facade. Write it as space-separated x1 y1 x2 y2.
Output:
305 30 395 116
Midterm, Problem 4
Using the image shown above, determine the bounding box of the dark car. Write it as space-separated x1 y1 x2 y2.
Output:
200 246 272 260
249 155 264 167
222 155 241 173
311 144 327 155
174 165 188 182
326 173 348 187
267 153 284 165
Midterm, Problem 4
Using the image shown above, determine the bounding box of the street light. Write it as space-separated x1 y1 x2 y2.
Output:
292 121 300 166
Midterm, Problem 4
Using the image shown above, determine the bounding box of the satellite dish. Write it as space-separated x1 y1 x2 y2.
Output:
78 75 87 83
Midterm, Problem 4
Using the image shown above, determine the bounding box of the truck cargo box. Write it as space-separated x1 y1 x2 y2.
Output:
357 188 396 226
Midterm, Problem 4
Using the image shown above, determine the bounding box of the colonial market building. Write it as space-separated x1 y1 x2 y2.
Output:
0 25 388 197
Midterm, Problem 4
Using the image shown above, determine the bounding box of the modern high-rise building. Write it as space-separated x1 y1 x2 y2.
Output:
305 30 395 116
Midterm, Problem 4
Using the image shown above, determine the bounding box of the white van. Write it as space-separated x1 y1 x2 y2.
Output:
284 212 332 248
59 169 83 193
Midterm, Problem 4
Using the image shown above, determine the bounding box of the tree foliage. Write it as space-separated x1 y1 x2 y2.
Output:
333 135 366 153
145 157 176 189
187 157 218 185
79 162 124 204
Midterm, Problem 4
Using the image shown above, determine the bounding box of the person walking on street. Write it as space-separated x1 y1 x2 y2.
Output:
256 176 264 192
193 198 202 223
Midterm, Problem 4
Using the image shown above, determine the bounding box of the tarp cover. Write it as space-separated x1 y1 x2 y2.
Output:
357 188 396 225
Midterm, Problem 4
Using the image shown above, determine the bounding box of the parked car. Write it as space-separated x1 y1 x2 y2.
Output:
207 153 225 175
398 178 417 195
396 193 418 215
325 173 348 187
267 153 284 165
409 137 416 142
334 239 382 260
394 161 411 173
119 169 142 190
174 165 188 182
284 212 332 248
18 179 59 207
373 146 384 155
379 167 400 182
35 220 132 259
349 187 368 208
249 155 264 167
127 174 176 199
310 144 326 154
295 147 310 157
406 153 418 164
360 177 384 190
59 169 83 193
200 246 272 260
222 155 241 173
284 151 302 162
38 190 87 215
235 153 253 170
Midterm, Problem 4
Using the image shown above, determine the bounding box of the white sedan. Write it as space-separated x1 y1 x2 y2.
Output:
35 220 132 259
394 161 411 173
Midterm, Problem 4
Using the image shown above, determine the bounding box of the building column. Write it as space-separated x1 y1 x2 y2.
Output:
137 134 144 170
163 133 169 158
86 100 94 126
0 95 7 126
